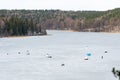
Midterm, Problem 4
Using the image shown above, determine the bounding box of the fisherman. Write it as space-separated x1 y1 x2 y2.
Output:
61 64 65 66
48 55 52 58
26 50 30 55
105 51 108 53
18 52 21 54
101 56 103 59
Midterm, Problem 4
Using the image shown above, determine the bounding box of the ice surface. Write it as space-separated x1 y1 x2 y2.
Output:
0 30 120 80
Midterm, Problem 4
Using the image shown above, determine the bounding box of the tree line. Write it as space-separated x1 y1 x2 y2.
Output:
0 8 120 37
0 15 47 37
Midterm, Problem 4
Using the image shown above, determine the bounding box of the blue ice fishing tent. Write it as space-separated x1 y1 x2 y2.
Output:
86 52 91 56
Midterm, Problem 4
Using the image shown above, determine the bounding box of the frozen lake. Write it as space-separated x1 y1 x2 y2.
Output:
0 30 120 80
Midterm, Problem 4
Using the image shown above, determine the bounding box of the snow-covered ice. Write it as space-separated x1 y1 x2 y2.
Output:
0 30 120 80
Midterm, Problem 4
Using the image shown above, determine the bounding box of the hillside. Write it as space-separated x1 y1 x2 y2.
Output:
0 8 120 36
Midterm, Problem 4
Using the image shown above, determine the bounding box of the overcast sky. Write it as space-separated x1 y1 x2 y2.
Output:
0 0 120 11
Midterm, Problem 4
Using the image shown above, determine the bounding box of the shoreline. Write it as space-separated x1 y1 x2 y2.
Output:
54 30 120 34
0 34 50 39
0 36 30 38
1 30 120 39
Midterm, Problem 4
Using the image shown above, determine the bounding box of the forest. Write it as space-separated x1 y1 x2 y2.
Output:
0 8 120 37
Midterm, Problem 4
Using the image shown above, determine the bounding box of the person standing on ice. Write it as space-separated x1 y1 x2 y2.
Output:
101 56 103 59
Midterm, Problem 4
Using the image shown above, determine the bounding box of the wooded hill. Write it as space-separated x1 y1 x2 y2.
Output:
0 8 120 36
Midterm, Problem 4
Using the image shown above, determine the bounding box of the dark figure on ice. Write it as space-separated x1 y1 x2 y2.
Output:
26 50 30 55
105 51 108 53
46 53 52 58
48 56 52 58
18 52 21 54
27 53 30 55
101 56 103 59
61 64 65 66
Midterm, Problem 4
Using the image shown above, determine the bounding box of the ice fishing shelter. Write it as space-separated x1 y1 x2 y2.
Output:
86 52 91 56
84 57 88 60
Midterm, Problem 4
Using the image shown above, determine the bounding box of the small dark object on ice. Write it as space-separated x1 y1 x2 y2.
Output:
48 56 52 58
27 53 30 55
101 56 103 59
18 52 21 54
26 50 30 55
6 53 8 55
46 53 49 56
61 64 65 66
84 57 88 60
105 51 108 53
